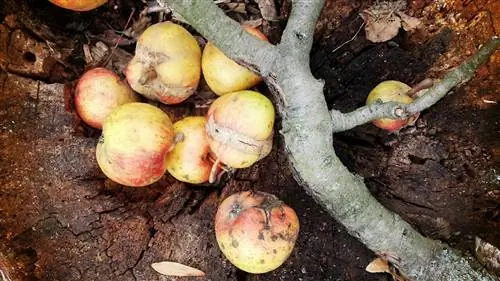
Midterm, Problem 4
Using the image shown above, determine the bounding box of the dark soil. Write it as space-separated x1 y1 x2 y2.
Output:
0 0 498 281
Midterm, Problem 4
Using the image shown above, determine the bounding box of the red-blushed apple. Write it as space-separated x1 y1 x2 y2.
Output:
366 80 418 132
165 116 213 184
96 103 174 187
215 191 299 274
75 67 139 129
202 25 268 96
48 0 107 11
125 22 201 104
206 90 274 169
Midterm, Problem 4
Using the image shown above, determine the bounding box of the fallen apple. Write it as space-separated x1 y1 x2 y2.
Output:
165 116 213 184
74 67 139 129
215 191 300 274
125 21 201 104
48 0 107 11
202 25 268 96
206 90 274 168
96 103 174 187
366 80 418 132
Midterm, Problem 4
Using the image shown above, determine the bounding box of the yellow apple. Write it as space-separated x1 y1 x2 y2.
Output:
215 191 300 274
125 22 201 104
165 116 213 184
366 80 416 132
206 90 274 168
96 103 174 187
202 26 268 96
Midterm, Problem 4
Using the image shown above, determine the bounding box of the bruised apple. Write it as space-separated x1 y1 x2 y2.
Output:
165 116 212 184
215 191 300 274
75 67 139 129
366 80 418 132
48 0 107 11
202 26 267 96
96 103 174 187
206 90 274 168
125 22 201 104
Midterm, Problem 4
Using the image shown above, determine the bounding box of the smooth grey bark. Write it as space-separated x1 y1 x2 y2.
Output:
160 0 499 280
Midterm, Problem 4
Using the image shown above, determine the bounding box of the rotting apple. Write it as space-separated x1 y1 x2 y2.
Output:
125 22 201 104
206 90 275 169
48 0 107 11
75 67 139 129
215 191 300 274
96 103 174 187
202 25 268 96
366 80 419 132
165 116 213 184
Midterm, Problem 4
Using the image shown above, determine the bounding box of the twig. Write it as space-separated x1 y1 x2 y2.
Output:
103 8 136 66
331 20 365 54
331 36 500 133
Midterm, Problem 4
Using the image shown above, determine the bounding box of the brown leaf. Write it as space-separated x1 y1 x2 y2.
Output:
226 3 246 14
366 257 390 273
362 9 401 43
151 261 206 277
475 237 500 275
397 12 422 31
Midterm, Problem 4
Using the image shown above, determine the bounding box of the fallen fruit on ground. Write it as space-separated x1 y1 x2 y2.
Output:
125 21 201 104
206 90 274 168
366 80 417 132
74 67 139 129
215 191 300 274
165 116 212 184
96 103 174 187
48 0 107 11
202 25 267 96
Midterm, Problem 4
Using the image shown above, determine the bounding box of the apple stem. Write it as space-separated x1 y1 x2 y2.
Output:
407 78 434 98
209 157 221 184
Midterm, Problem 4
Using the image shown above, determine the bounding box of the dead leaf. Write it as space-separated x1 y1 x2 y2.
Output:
366 257 408 281
397 12 421 31
366 257 390 273
361 0 421 43
475 237 500 275
242 18 264 28
362 9 401 43
226 3 247 14
151 261 205 277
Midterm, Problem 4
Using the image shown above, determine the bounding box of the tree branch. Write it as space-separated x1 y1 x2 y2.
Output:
159 0 279 76
280 0 325 62
165 1 498 280
331 36 500 133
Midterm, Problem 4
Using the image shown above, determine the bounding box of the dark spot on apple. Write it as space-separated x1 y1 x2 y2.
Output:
232 240 239 248
260 259 265 264
271 235 277 241
258 232 264 240
273 249 277 254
